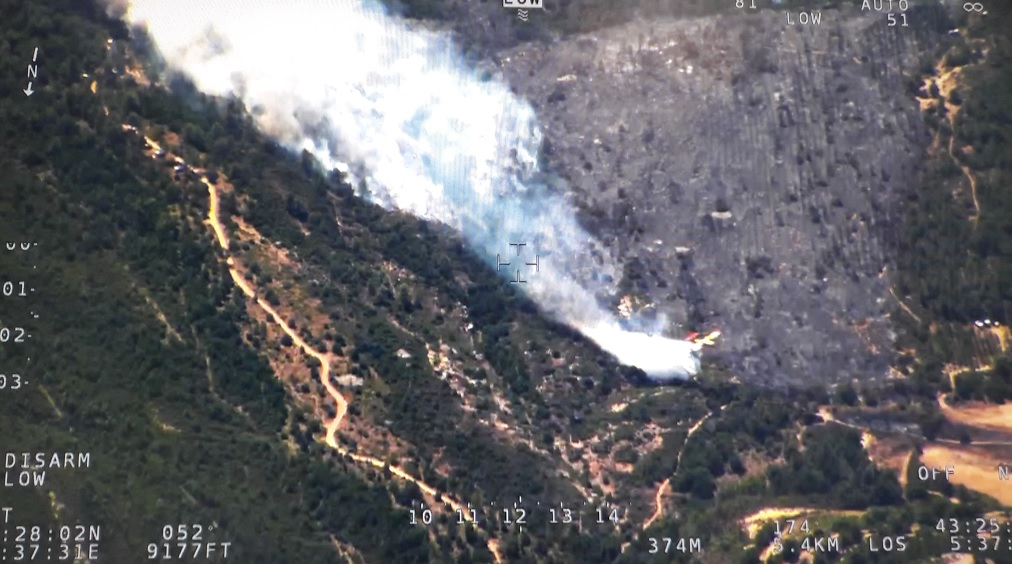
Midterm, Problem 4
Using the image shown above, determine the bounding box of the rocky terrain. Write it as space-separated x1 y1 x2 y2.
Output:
482 5 954 387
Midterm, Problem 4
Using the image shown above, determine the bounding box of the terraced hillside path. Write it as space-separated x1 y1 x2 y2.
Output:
134 128 501 563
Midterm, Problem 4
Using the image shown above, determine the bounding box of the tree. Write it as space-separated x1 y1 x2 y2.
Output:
739 547 762 564
918 410 945 442
676 466 715 499
729 454 746 476
837 383 858 406
265 288 281 306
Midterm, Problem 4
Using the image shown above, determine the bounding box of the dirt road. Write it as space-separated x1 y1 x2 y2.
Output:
642 406 725 530
136 129 501 562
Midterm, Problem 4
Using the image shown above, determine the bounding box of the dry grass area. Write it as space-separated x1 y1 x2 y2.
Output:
230 255 421 465
992 325 1011 353
739 507 863 540
863 433 912 488
233 216 297 270
342 422 421 469
555 422 671 505
229 248 333 359
257 314 313 385
920 444 1012 506
939 394 1012 434
569 432 620 498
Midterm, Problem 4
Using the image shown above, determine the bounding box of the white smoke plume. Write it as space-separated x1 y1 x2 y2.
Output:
123 0 700 380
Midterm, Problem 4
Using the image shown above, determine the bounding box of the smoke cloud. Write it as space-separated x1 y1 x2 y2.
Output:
100 0 129 18
123 0 700 380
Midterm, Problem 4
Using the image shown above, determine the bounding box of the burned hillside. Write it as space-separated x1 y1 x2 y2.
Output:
496 6 952 386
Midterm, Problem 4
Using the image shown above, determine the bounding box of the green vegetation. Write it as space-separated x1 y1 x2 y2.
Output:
1 1 629 560
896 4 1012 401
2 1 1010 563
0 1 430 561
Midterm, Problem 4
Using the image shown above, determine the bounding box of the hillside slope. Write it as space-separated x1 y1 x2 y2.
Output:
2 1 1011 563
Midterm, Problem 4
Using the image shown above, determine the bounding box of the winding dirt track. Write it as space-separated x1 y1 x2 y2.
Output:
938 393 1012 435
136 130 500 562
203 176 504 562
642 479 670 531
201 176 502 561
204 181 351 447
642 407 721 530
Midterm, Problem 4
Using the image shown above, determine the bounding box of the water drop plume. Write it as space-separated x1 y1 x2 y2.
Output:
124 0 700 380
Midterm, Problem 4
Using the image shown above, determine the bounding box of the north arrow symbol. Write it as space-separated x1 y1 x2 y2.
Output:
23 81 34 96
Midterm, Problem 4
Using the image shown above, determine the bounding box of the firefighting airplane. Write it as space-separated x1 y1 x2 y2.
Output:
685 330 721 351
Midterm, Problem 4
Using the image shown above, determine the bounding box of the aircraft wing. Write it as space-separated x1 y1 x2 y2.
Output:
697 331 721 346
685 331 721 347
